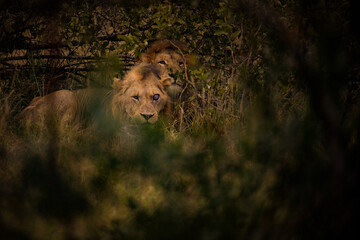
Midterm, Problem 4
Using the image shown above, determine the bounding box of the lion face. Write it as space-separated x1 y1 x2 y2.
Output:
141 40 188 97
112 63 169 123
154 49 185 96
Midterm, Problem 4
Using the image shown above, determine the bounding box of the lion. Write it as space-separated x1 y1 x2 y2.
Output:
140 39 190 98
19 63 170 129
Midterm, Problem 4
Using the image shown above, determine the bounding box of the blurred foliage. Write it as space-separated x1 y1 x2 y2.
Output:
1 0 360 239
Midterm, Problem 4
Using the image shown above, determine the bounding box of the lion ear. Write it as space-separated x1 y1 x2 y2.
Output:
126 68 144 81
112 77 122 90
140 52 155 63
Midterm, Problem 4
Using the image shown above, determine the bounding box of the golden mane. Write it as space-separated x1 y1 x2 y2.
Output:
141 39 187 63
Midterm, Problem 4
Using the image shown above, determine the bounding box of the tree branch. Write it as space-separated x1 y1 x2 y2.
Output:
0 21 154 51
0 54 134 62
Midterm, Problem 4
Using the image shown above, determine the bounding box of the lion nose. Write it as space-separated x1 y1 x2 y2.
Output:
140 113 154 121
168 73 177 82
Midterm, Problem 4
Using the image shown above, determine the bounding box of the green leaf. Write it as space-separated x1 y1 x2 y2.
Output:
214 30 228 36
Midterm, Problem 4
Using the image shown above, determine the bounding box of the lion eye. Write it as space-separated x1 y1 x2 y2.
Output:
132 96 139 101
153 94 160 101
158 60 166 65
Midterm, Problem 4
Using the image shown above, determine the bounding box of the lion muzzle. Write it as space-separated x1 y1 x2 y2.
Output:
168 73 177 83
140 113 154 121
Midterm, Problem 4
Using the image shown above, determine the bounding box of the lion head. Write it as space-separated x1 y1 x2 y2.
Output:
111 63 169 123
141 40 189 97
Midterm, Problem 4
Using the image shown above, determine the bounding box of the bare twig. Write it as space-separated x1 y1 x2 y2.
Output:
98 21 154 41
169 40 197 93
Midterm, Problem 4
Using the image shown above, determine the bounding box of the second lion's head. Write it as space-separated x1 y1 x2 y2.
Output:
140 40 191 97
112 63 169 123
